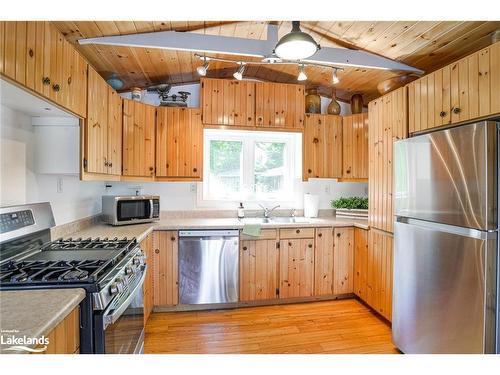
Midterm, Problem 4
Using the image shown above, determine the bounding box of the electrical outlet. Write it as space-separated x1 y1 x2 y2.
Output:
324 185 331 194
190 183 197 193
57 177 63 193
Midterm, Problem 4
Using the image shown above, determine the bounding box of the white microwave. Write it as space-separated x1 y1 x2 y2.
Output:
102 195 160 226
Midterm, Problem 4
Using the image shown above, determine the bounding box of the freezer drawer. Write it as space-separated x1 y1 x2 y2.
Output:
394 121 498 230
393 219 497 353
178 231 239 304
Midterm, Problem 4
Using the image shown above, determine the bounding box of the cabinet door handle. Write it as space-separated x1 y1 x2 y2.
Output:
193 167 197 172
242 246 247 251
308 244 313 248
307 169 312 173
296 229 300 234
439 111 447 118
336 233 341 237
154 249 159 254
313 138 319 144
108 162 112 167
171 237 176 242
452 107 461 114
52 84 60 92
42 77 51 85
318 233 322 238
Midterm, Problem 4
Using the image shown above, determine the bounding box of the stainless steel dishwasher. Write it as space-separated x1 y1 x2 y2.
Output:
178 230 239 304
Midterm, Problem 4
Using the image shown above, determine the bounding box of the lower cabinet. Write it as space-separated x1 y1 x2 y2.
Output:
353 227 369 300
36 306 80 354
333 227 354 295
279 235 315 299
141 233 154 324
239 230 279 301
152 231 179 307
314 228 334 296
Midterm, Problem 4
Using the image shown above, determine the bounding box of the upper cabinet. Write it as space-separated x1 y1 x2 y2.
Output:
201 78 305 130
1 21 87 118
201 78 255 127
342 113 368 180
255 81 305 130
368 87 408 234
122 99 156 178
84 66 122 176
156 107 203 180
303 114 343 180
408 41 500 133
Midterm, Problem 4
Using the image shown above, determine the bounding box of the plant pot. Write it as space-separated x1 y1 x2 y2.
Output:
334 208 368 219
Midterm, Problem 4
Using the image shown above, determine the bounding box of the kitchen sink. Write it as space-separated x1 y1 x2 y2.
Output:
242 217 310 224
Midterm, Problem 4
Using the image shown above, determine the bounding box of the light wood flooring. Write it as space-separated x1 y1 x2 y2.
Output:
144 299 399 354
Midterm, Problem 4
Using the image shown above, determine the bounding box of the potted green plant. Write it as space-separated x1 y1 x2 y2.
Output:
330 197 368 218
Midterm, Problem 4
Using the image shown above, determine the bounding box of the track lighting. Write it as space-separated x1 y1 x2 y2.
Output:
297 64 307 81
233 63 245 80
274 21 320 60
332 68 340 84
197 58 209 76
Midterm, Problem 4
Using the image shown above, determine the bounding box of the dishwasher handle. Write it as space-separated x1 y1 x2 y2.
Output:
179 230 240 237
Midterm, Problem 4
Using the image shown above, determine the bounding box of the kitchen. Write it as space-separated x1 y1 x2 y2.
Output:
1 1 500 373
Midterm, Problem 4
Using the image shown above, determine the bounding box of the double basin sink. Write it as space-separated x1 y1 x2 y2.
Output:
241 216 311 224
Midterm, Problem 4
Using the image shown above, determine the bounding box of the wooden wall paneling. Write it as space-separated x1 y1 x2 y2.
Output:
478 47 491 117
342 115 353 178
333 227 354 295
153 231 179 306
324 115 343 178
314 228 334 296
433 68 443 128
426 72 435 128
419 76 428 131
223 79 234 125
491 42 500 115
85 67 108 174
107 88 122 175
240 239 279 301
353 113 368 179
441 65 451 126
279 238 314 299
457 59 470 122
468 52 480 119
353 228 368 300
450 61 460 124
413 79 421 132
407 82 415 133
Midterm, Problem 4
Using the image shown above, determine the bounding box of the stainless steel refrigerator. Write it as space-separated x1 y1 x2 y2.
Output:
393 120 499 354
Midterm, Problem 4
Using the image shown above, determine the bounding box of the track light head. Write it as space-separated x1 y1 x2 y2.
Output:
297 64 307 81
332 68 340 84
233 64 245 80
197 58 209 76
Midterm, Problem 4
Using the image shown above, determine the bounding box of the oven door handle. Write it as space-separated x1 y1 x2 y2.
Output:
103 267 147 329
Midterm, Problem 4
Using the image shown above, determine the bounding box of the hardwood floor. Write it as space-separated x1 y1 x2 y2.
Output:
144 299 399 354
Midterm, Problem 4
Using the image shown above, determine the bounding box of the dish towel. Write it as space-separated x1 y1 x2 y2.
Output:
242 224 262 237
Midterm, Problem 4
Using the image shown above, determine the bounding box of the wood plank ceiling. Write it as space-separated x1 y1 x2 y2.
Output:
53 21 500 103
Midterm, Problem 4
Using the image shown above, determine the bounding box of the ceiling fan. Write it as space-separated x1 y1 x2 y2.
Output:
78 21 424 75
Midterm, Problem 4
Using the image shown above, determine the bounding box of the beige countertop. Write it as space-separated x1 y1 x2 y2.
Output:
64 216 369 243
0 288 85 354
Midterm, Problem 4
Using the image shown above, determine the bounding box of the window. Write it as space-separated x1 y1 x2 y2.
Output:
202 129 301 204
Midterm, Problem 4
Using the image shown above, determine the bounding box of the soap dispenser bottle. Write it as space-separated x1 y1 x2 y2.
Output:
237 202 245 219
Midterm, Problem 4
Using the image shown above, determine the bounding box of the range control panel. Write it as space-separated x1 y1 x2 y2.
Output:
0 210 35 233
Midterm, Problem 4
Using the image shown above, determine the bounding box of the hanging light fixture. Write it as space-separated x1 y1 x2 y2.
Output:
297 64 307 81
274 21 320 60
196 57 209 76
233 63 245 80
261 52 282 64
332 68 340 84
106 73 124 90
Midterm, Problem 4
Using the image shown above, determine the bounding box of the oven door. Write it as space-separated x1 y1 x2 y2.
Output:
99 269 146 354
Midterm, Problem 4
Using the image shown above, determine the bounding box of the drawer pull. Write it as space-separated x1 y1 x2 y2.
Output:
295 229 300 234
42 77 51 85
308 244 312 248
242 246 247 250
318 233 322 238
154 249 159 254
52 84 60 92
439 111 446 118
171 237 176 242
452 107 461 114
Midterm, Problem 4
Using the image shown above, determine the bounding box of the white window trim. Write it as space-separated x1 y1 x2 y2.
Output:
197 129 302 209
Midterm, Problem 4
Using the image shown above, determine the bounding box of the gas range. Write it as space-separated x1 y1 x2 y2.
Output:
0 203 147 354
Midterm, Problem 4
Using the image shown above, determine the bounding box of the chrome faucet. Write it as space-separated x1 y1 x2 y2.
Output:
259 204 280 218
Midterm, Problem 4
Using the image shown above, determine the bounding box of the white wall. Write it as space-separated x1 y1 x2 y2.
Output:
0 105 105 225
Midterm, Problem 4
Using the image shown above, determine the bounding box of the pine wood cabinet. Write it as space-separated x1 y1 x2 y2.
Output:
408 41 500 133
1 21 87 118
368 87 408 233
342 113 368 180
122 99 156 178
313 228 334 296
84 67 122 176
303 114 343 180
366 229 393 321
333 227 354 295
152 231 179 307
239 230 279 301
279 237 315 299
36 306 80 354
142 233 154 324
255 81 305 129
156 107 203 180
353 227 368 300
201 78 255 126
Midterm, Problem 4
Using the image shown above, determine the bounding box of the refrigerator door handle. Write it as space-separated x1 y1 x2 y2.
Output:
395 217 497 240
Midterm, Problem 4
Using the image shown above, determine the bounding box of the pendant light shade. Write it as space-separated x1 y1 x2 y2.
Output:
106 73 124 90
274 21 320 60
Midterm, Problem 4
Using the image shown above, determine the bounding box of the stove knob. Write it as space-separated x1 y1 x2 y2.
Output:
125 266 134 275
133 257 141 266
109 283 119 295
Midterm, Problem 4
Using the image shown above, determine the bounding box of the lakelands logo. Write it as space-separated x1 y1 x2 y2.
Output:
1 329 49 353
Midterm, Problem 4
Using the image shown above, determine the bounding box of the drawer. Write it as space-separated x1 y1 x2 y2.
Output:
279 227 315 239
240 229 277 241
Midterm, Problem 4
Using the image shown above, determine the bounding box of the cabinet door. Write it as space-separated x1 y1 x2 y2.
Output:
353 228 368 300
25 21 45 94
255 82 304 129
156 107 203 179
367 229 393 321
123 99 156 177
314 228 334 296
240 239 279 301
153 231 179 306
333 227 354 295
279 238 314 298
3 21 27 85
64 43 87 118
342 113 368 179
303 114 324 179
141 233 154 324
85 66 108 174
107 88 122 175
324 115 343 178
491 42 500 115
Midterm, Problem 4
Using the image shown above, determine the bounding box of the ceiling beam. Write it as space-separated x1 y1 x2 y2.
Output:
78 24 424 74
